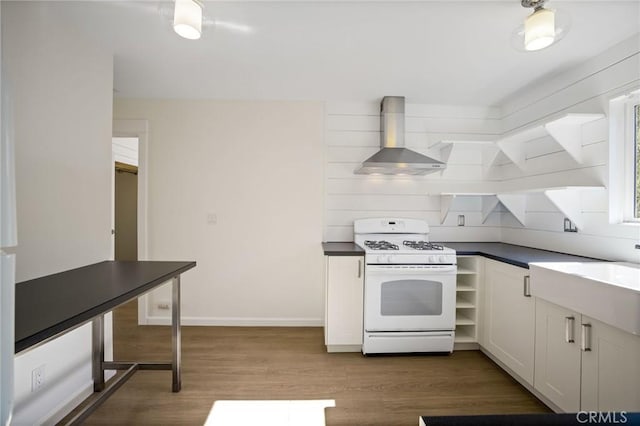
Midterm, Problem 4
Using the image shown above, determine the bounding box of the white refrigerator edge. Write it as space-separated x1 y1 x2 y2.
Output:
1 38 18 426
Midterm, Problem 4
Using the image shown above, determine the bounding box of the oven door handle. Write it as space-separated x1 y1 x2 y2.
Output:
367 332 454 338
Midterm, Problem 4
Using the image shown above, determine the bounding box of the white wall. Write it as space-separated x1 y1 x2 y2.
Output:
3 2 113 424
113 99 325 325
497 35 640 263
324 101 503 242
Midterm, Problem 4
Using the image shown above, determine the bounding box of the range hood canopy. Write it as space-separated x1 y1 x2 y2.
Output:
354 96 446 175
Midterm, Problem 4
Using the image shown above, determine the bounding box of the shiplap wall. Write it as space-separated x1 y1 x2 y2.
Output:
324 101 503 242
325 35 640 264
497 35 640 262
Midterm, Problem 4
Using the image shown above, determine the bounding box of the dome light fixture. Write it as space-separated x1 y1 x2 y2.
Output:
173 0 203 40
512 0 570 52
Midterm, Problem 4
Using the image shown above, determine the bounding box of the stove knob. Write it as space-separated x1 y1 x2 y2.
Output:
386 255 394 263
376 255 384 263
439 255 446 263
428 255 437 263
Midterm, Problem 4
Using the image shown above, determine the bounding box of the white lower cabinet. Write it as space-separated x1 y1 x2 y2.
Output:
534 299 581 411
535 298 640 412
324 255 364 352
482 259 535 385
581 316 640 411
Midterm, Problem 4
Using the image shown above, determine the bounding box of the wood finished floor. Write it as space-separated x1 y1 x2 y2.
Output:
74 301 549 425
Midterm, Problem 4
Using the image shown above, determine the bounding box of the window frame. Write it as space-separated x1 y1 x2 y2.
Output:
609 91 640 225
623 96 640 222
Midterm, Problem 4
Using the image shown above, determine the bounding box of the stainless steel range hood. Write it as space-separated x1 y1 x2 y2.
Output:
354 96 446 175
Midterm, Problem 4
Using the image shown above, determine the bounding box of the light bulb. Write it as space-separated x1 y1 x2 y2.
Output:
525 7 555 51
173 0 202 40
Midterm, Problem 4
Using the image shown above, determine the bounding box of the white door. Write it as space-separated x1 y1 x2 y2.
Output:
534 298 581 412
581 316 640 411
483 259 535 385
364 266 456 332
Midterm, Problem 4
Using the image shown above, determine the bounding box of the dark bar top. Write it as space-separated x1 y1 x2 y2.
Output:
322 242 365 256
15 260 196 354
438 242 603 269
420 412 640 425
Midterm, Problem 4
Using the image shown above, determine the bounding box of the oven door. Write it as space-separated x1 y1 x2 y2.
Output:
364 265 456 332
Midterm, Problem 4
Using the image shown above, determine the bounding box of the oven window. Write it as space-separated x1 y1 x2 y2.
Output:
380 279 443 316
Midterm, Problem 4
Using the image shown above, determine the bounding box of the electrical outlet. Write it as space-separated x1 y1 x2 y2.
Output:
206 213 217 225
563 218 578 233
157 302 170 310
457 215 465 226
31 365 45 392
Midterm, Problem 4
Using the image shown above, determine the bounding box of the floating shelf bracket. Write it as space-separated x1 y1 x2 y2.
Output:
481 195 500 223
440 194 456 224
481 144 502 171
496 194 527 226
542 186 603 230
544 113 604 164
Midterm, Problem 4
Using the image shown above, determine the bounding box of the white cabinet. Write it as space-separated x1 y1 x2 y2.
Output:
324 255 364 352
534 299 581 412
455 256 481 347
581 316 640 411
534 298 640 412
481 259 535 385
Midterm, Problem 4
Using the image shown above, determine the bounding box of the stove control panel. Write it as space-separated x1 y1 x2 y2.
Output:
368 254 457 265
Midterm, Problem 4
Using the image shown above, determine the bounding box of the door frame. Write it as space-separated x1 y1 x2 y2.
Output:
113 119 149 325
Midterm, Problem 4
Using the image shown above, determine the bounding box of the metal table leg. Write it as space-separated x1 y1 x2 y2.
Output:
172 275 181 392
92 315 105 392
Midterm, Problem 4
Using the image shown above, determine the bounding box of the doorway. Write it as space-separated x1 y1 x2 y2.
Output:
112 120 149 324
114 158 138 261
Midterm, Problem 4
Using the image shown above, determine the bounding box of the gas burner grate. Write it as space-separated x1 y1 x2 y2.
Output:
403 240 444 251
364 240 399 250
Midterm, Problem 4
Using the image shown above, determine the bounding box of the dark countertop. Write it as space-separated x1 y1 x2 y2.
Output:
436 242 602 269
323 241 602 268
15 260 196 354
322 242 365 256
420 413 640 425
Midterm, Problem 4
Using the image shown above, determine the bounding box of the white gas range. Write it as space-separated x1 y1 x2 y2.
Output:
354 218 457 354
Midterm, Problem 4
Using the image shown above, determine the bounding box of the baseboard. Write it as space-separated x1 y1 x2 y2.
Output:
326 345 362 353
145 316 324 327
38 381 92 426
39 372 116 425
454 342 480 351
479 346 563 413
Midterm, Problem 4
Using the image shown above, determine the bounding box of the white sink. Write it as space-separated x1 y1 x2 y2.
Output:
529 262 640 335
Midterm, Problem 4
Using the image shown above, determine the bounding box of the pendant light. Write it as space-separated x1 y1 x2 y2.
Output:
512 0 570 52
173 0 203 40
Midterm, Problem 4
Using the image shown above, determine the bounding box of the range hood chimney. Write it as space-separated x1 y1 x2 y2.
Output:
354 96 446 175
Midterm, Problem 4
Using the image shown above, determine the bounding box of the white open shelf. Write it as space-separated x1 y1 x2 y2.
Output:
434 112 605 228
440 186 604 229
455 256 481 347
494 113 604 170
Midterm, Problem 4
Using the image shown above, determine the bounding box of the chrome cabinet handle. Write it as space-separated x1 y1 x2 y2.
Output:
565 316 575 343
357 259 362 278
523 275 531 297
581 323 592 351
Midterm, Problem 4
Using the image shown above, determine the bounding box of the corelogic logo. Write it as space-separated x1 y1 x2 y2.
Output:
576 411 628 424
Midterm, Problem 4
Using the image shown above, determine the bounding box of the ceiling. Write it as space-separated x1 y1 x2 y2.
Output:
40 1 640 106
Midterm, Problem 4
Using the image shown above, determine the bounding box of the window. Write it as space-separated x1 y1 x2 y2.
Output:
635 103 640 219
609 91 640 224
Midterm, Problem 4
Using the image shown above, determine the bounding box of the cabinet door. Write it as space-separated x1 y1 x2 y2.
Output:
325 256 364 348
534 299 581 412
483 259 535 384
581 316 640 411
